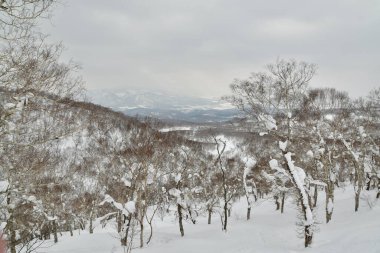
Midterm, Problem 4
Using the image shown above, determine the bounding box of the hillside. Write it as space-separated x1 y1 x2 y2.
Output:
42 188 380 253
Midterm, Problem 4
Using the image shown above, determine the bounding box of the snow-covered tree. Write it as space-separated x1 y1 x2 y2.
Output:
209 135 243 231
226 59 317 247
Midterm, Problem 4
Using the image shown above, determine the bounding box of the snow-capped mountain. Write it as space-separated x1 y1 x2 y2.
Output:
86 89 240 123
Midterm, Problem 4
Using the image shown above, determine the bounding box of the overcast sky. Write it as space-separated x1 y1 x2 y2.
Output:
42 0 380 98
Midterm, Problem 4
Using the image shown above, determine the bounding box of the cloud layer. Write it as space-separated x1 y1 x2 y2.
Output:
43 0 380 97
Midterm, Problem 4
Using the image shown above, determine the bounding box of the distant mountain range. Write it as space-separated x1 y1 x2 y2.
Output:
86 89 241 123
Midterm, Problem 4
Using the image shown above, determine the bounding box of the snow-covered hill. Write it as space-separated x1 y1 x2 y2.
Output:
86 89 239 123
41 188 380 253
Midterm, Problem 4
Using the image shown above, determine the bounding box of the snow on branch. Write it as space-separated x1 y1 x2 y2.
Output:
258 114 277 131
284 153 314 226
279 141 288 152
309 180 327 187
339 136 359 163
0 181 9 194
99 194 135 216
269 159 289 177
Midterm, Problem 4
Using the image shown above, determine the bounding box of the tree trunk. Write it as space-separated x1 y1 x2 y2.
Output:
188 209 196 224
177 204 184 237
117 211 122 233
281 192 285 214
79 219 85 230
366 175 371 191
89 211 94 234
283 153 313 248
121 214 132 246
326 208 333 223
69 223 73 237
9 216 16 253
325 181 334 223
353 160 364 212
208 209 212 224
53 220 58 243
313 186 318 208
304 225 313 248
223 201 228 231
228 208 231 217
247 207 251 220
355 188 361 212
43 225 51 240
147 219 153 245
7 194 17 253
275 196 280 210
140 221 144 248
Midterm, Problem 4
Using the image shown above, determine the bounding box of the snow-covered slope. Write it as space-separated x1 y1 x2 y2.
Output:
42 188 380 253
86 89 239 123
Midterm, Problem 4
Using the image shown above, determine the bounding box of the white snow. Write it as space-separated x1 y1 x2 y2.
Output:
121 178 131 187
330 171 336 182
294 166 306 185
310 180 327 187
0 181 9 192
192 186 203 194
126 201 136 214
160 127 192 133
243 167 251 180
340 137 360 163
99 195 135 216
27 195 37 203
175 173 182 183
46 215 58 221
358 126 367 138
243 158 257 203
269 159 288 176
284 152 314 226
279 140 288 152
42 188 380 253
244 157 256 169
269 159 279 170
168 188 181 198
258 114 277 131
4 103 15 110
208 135 239 158
325 114 335 121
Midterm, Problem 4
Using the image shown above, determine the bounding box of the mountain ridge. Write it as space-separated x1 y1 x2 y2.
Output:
86 89 240 123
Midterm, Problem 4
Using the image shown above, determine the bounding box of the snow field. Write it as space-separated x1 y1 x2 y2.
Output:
43 188 380 253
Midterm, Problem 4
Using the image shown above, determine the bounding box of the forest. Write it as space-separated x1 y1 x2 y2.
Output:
0 1 379 253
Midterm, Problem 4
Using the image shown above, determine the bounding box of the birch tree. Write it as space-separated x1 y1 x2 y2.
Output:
226 59 317 247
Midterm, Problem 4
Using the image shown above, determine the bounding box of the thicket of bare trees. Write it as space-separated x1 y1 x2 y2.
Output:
1 57 379 253
0 1 84 252
3 83 377 252
0 1 379 252
226 59 379 247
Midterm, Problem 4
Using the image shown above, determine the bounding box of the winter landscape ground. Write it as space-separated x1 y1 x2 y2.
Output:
1 1 380 253
42 188 379 253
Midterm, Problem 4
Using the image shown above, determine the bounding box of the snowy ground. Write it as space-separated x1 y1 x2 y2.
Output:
41 188 380 253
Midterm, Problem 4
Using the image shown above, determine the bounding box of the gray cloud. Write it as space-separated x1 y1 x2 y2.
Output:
42 0 380 97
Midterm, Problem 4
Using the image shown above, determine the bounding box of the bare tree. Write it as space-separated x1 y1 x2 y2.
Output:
226 59 317 247
0 0 56 41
